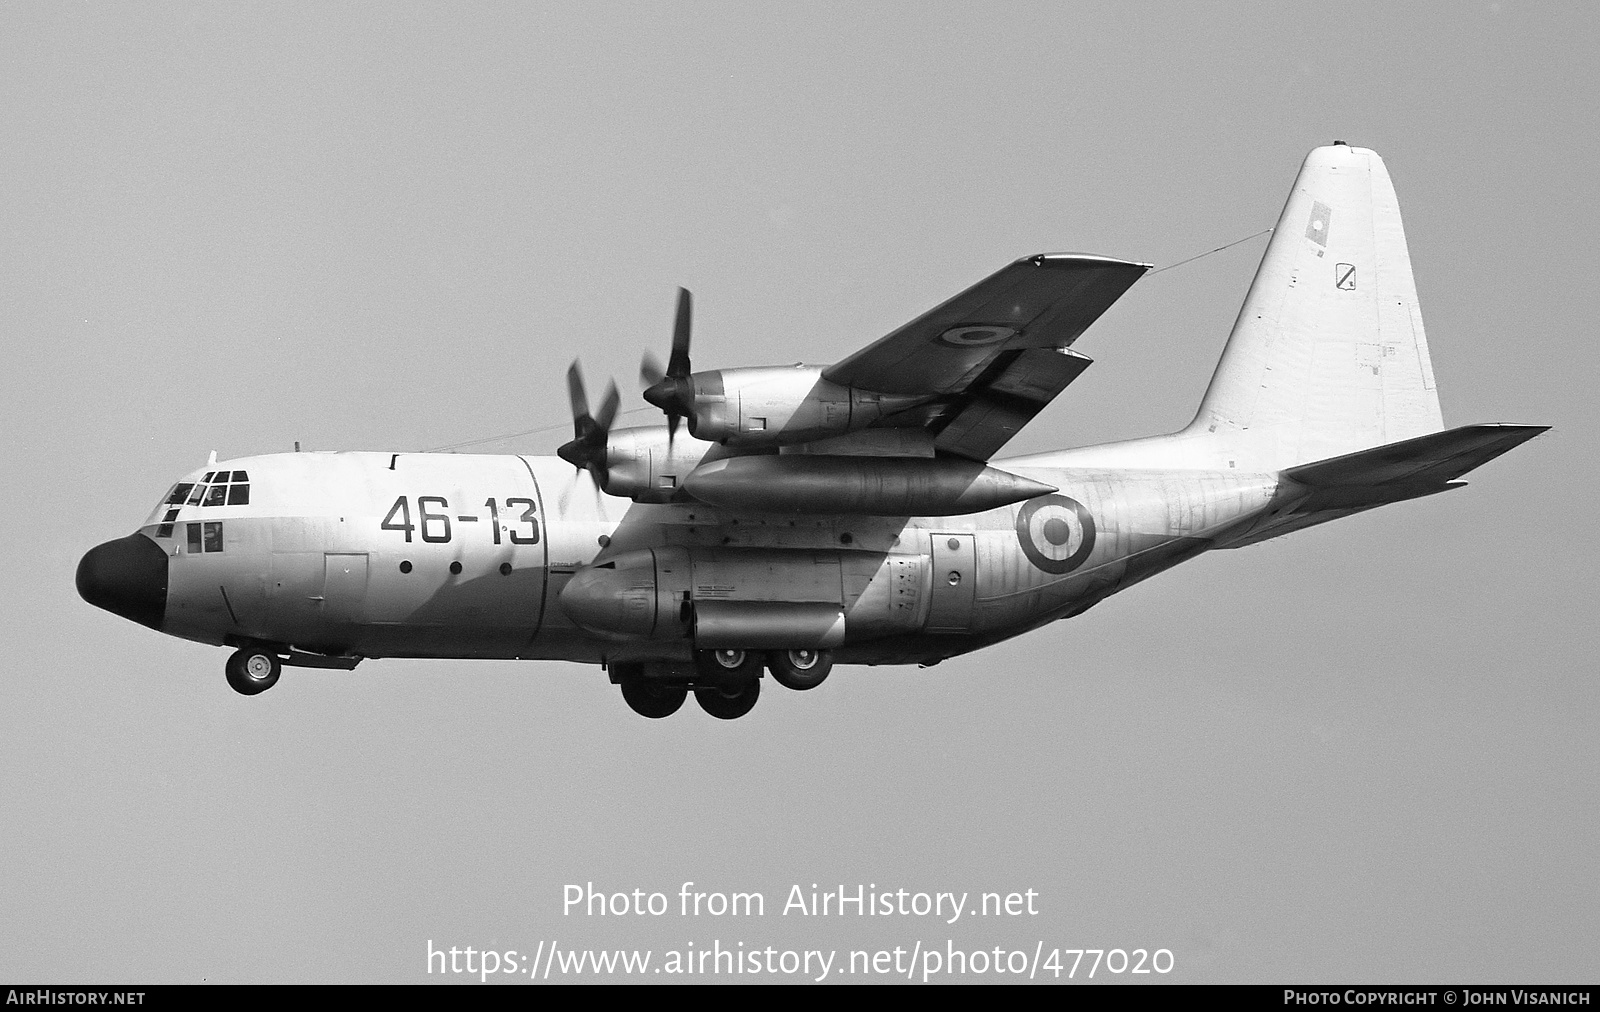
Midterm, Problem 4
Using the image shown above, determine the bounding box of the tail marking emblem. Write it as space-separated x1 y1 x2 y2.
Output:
1306 201 1332 246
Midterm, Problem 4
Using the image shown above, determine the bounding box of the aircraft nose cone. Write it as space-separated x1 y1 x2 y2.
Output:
76 533 168 630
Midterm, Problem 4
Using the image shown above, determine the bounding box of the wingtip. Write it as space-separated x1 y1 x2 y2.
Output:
1482 422 1553 438
1025 252 1154 271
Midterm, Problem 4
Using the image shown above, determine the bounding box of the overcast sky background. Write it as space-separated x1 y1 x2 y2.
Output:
3 3 1595 984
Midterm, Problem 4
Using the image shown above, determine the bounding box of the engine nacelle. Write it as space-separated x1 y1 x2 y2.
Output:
599 426 716 503
559 547 931 647
678 365 926 447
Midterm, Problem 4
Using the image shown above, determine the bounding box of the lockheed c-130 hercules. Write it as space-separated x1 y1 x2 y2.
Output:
77 144 1545 719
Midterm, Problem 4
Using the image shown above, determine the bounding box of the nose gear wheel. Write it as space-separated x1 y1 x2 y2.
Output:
225 647 281 696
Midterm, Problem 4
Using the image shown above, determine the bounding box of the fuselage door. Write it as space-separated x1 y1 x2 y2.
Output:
925 533 976 632
323 553 370 625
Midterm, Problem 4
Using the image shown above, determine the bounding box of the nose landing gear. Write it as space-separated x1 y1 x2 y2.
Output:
225 646 282 695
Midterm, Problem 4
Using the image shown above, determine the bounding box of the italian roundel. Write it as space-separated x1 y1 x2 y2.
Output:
1015 495 1096 574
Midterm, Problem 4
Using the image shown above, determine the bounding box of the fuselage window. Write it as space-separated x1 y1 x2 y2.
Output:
156 509 179 539
187 521 225 553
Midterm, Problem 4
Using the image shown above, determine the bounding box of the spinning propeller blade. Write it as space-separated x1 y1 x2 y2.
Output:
556 361 618 486
639 351 664 389
641 287 695 440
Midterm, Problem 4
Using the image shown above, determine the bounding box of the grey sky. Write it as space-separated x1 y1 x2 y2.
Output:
3 3 1595 983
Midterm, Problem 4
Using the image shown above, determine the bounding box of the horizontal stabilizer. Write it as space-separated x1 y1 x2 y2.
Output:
1215 423 1548 548
1284 423 1549 495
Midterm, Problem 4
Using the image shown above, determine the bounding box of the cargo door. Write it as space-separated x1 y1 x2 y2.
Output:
925 534 976 632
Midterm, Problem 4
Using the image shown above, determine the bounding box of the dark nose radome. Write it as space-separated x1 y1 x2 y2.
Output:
77 533 168 630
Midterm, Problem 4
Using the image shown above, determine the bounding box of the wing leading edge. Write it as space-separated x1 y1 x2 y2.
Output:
824 254 1149 460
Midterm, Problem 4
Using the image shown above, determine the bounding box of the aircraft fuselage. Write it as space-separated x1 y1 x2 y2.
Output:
87 449 1282 669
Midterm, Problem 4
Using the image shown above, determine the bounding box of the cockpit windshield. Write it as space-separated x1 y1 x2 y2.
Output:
144 471 253 535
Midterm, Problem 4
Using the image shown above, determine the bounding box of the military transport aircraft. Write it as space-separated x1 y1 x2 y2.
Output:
77 144 1545 719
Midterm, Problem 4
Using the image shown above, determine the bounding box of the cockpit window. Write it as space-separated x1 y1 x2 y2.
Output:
202 472 251 506
176 472 255 509
148 470 254 532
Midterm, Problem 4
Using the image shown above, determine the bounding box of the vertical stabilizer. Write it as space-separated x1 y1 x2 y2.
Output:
1186 144 1444 470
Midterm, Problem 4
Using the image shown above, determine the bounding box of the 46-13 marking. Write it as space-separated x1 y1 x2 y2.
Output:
380 496 539 545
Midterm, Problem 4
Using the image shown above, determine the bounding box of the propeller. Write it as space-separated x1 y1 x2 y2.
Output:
556 362 619 488
640 287 695 439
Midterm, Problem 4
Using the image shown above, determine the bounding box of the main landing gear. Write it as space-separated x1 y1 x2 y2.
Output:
618 678 687 719
611 648 834 719
767 648 833 691
225 645 282 695
692 648 763 720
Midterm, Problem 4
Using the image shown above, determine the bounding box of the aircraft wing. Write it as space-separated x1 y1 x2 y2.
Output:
823 253 1149 460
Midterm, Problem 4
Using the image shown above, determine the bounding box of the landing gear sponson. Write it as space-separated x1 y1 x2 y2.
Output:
611 648 834 719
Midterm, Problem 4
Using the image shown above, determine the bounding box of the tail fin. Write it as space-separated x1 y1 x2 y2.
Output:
1187 143 1444 470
